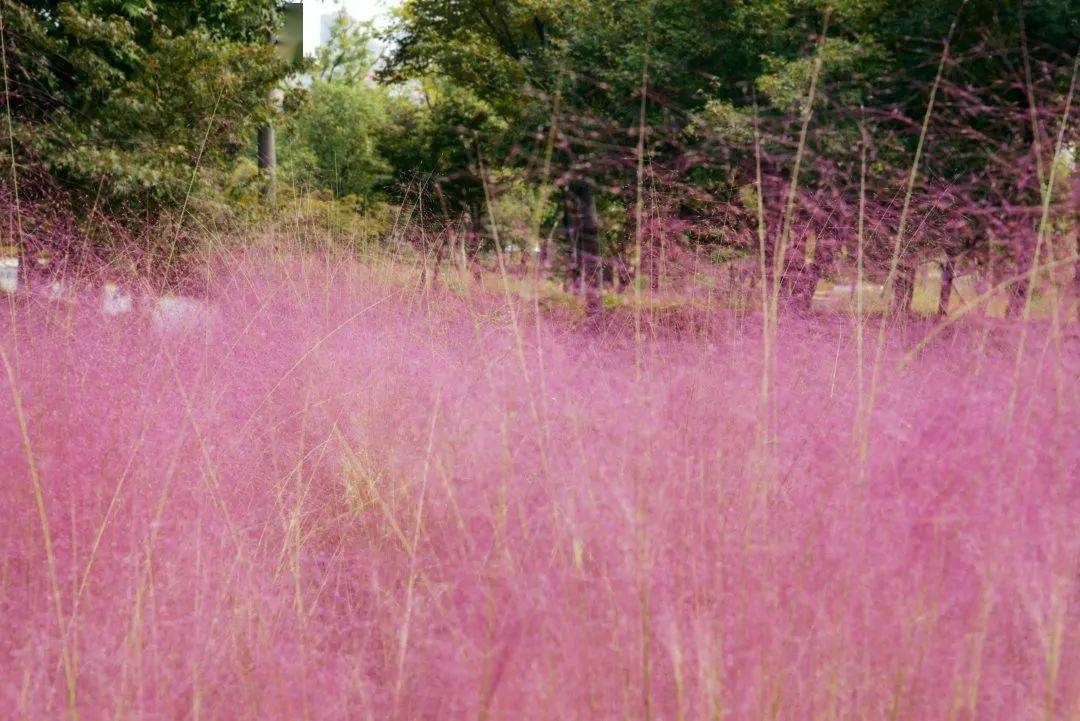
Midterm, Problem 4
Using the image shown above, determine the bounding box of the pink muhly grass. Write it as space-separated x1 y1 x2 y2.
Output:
1 246 1078 720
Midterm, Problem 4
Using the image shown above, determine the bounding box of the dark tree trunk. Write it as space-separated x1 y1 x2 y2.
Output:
464 201 485 284
891 261 917 317
788 234 831 313
431 236 447 287
645 228 661 293
1005 258 1030 318
616 256 634 291
562 190 578 292
538 234 550 273
565 181 602 318
1007 124 1042 319
467 200 485 251
938 253 956 317
1005 226 1035 319
788 263 816 312
788 261 816 313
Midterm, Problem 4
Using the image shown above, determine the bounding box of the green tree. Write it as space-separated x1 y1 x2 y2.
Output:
378 77 502 225
381 0 806 310
383 0 1078 315
1 0 290 218
281 15 389 204
312 10 377 84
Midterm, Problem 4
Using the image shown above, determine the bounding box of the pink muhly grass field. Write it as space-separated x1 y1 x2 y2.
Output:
1 249 1078 720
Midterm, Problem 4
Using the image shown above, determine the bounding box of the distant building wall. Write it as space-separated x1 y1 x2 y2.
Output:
320 11 352 45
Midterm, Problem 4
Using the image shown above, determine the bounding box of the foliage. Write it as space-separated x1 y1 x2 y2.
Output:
1 0 1077 305
0 0 291 219
378 76 505 219
280 16 393 205
311 11 378 84
285 80 390 203
486 167 556 248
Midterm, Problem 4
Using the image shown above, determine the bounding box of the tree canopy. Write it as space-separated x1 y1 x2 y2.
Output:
1 0 289 214
0 0 1076 313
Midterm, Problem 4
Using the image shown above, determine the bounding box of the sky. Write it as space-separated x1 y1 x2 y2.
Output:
302 0 397 54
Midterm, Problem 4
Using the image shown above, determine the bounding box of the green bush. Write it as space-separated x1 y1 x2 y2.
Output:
2 0 288 216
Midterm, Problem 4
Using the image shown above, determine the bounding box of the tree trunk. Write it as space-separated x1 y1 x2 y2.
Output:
788 263 815 312
467 200 485 251
644 225 662 293
466 201 485 284
788 260 816 313
566 181 602 318
538 234 550 274
788 234 831 313
1005 229 1033 319
938 254 956 317
891 261 917 317
1005 267 1029 318
1007 120 1046 319
562 190 578 292
431 236 447 287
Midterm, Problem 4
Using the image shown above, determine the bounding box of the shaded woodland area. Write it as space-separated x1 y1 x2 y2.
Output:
0 0 1076 318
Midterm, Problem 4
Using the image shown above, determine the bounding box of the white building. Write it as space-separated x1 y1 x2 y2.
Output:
320 10 352 45
304 1 393 56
